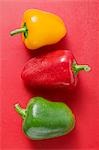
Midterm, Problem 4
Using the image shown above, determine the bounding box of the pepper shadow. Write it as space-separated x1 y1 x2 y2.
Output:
22 74 82 106
26 124 80 150
24 35 71 59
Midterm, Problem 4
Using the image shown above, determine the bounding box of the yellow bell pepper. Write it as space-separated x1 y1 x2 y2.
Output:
10 9 67 50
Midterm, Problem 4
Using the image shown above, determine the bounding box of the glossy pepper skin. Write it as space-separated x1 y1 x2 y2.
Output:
10 9 67 50
15 97 75 140
21 50 91 89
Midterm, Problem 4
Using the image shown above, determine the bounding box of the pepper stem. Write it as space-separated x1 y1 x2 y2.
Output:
14 104 26 119
10 23 28 38
10 27 26 36
73 64 91 75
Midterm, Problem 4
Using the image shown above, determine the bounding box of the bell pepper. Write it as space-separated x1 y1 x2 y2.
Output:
15 97 75 140
21 50 91 89
10 9 67 50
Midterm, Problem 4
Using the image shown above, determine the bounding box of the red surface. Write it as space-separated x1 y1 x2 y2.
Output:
0 0 99 149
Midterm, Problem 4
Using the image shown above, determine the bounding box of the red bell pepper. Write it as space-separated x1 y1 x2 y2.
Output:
21 50 91 89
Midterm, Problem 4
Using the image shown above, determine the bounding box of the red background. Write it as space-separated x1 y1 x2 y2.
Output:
0 0 99 149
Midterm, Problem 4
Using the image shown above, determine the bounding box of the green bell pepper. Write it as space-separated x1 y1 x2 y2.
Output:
15 97 75 140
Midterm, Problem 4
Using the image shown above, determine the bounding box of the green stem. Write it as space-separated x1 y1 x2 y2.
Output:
10 27 26 36
73 64 91 75
14 104 26 119
10 23 28 38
